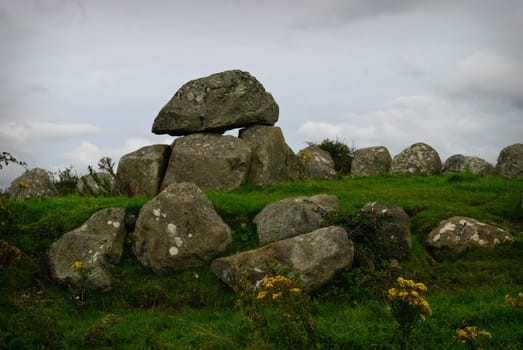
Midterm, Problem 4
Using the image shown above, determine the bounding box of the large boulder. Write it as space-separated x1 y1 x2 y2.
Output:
76 172 115 196
239 125 304 185
355 202 412 261
48 208 127 291
390 143 442 175
351 146 392 176
161 133 251 192
210 226 354 293
426 216 513 253
115 145 171 197
253 194 339 245
496 143 523 178
443 154 495 175
7 168 58 199
297 144 337 180
152 70 279 136
133 182 232 274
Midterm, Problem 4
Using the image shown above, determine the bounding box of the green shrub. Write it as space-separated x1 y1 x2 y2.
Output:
312 138 355 174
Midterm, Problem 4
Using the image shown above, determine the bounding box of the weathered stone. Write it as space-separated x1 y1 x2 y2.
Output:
161 133 251 192
210 226 354 293
391 142 441 175
298 144 337 180
133 182 231 274
351 146 392 176
426 216 513 253
285 145 306 182
152 70 279 136
443 154 495 175
48 208 127 291
77 172 115 196
239 125 304 185
7 168 58 199
356 202 412 260
496 143 523 179
254 194 339 245
115 145 171 197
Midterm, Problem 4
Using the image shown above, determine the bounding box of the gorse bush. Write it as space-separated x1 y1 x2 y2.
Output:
454 326 492 350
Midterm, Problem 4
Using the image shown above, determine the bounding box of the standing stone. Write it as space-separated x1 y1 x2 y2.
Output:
496 143 523 179
77 172 115 196
254 194 339 245
210 226 354 293
391 142 442 175
133 182 232 274
48 208 127 291
239 125 304 186
443 154 495 175
298 144 337 180
7 168 58 199
426 216 514 253
152 70 279 136
115 145 171 197
351 146 392 176
161 133 251 192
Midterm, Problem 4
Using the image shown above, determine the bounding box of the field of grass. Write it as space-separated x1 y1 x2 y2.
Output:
1 173 522 349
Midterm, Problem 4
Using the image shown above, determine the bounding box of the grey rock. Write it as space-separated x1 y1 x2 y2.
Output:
133 182 232 274
239 125 304 186
351 146 392 176
210 226 354 293
161 133 251 192
152 70 279 136
426 216 513 253
391 142 442 175
77 172 115 196
496 143 523 179
443 154 495 175
48 208 127 291
356 202 412 260
7 168 58 199
115 144 171 197
298 144 337 180
254 194 339 245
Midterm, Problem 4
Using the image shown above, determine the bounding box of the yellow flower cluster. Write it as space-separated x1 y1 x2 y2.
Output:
256 275 301 301
0 240 22 268
454 326 492 343
18 181 31 189
71 260 83 270
505 292 523 308
388 277 432 319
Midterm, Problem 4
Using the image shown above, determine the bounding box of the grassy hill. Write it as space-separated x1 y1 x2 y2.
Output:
1 173 522 349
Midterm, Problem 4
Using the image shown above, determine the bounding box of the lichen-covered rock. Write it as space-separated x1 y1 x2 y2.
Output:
115 144 171 197
161 133 251 192
391 142 442 175
443 154 495 175
133 182 231 274
7 168 58 199
254 194 339 245
210 226 354 293
77 172 115 196
298 144 337 180
496 143 523 179
356 202 412 260
351 146 392 176
152 70 279 136
239 125 304 185
426 216 513 253
48 208 127 291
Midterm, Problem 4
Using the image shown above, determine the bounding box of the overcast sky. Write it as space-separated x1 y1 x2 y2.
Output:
1 0 522 189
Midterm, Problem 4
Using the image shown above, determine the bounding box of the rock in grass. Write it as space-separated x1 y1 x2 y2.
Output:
496 143 523 179
7 168 58 199
133 182 231 275
48 208 127 291
351 146 392 176
391 142 441 175
426 216 513 253
210 226 354 293
443 154 495 175
297 144 337 180
76 172 115 196
152 70 279 136
253 194 340 245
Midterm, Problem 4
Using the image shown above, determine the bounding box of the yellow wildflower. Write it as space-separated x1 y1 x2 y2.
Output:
289 288 301 293
256 291 268 300
71 260 83 270
272 292 282 300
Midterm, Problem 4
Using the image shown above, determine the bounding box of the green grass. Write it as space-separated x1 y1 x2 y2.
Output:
1 173 523 349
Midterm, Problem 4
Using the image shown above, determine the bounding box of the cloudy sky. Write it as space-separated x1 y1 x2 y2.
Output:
1 0 522 189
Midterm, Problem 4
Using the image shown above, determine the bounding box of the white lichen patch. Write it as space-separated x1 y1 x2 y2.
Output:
174 237 183 247
169 246 179 256
188 233 193 238
167 223 177 235
153 208 161 217
112 221 120 228
439 222 455 234
81 225 88 231
471 233 480 241
381 209 389 214
494 238 500 245
478 239 487 246
433 233 441 242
